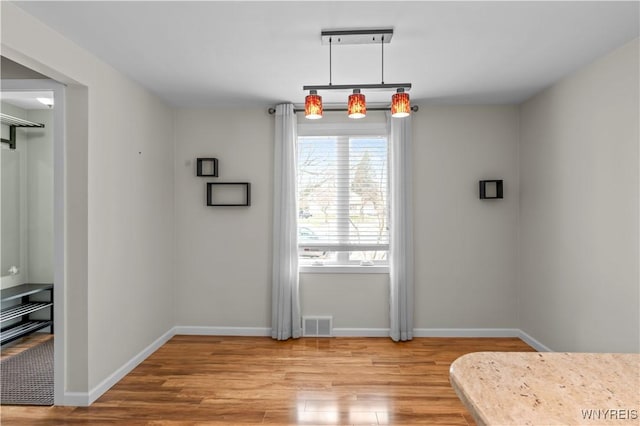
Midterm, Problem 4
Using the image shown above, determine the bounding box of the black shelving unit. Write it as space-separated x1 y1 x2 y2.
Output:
479 180 504 199
206 182 251 206
1 283 53 346
0 113 45 150
196 158 219 177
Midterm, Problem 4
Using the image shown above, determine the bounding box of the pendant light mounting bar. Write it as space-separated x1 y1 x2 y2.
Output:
268 105 419 115
303 83 411 92
321 28 393 45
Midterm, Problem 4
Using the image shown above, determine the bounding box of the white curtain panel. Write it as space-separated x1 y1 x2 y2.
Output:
271 104 302 340
388 114 415 342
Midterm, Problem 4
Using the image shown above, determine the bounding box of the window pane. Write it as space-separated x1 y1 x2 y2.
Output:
349 138 388 247
298 137 338 245
297 135 388 265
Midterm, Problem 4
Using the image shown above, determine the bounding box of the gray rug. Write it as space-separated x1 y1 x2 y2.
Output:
1 339 53 405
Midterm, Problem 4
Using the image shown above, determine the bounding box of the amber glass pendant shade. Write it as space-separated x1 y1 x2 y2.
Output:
348 90 366 119
391 90 410 118
305 91 323 119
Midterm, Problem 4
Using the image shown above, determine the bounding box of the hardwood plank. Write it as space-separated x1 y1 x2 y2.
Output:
1 336 533 425
0 332 53 358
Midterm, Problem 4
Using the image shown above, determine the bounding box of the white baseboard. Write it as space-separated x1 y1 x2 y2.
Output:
174 326 272 336
518 329 553 352
63 328 175 406
413 328 520 338
332 328 390 337
61 392 90 407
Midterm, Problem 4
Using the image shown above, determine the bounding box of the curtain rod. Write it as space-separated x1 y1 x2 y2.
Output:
268 105 419 115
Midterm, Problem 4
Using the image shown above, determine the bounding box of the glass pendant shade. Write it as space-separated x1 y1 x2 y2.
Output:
391 90 410 118
305 91 323 119
348 90 366 119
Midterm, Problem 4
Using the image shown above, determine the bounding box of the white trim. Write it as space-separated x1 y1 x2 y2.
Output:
51 82 66 406
332 328 552 342
298 121 388 137
174 326 272 337
62 392 90 407
299 265 389 274
299 243 389 251
332 328 390 337
413 328 521 338
77 328 174 406
518 329 553 352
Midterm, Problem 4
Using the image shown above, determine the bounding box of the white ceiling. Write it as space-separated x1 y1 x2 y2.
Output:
12 1 640 108
1 91 54 110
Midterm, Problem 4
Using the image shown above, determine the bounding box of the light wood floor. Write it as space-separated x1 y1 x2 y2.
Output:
0 332 54 359
1 335 535 425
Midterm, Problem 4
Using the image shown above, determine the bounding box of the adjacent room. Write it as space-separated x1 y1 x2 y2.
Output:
0 1 638 425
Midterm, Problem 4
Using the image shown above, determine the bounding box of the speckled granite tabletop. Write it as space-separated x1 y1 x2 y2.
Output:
450 352 640 425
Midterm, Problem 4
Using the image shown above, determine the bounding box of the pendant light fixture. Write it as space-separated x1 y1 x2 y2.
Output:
391 88 411 118
305 90 323 119
348 89 366 119
302 29 413 119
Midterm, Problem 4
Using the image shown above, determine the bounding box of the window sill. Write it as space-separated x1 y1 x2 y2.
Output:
299 265 389 274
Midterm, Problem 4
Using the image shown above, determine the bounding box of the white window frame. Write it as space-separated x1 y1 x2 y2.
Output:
297 120 390 274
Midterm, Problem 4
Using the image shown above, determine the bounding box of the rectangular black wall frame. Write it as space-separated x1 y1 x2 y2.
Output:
479 180 503 199
207 182 251 206
197 158 219 177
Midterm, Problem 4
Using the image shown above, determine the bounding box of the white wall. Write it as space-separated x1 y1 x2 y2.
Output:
1 102 28 289
414 106 520 329
174 109 273 328
2 2 176 395
519 39 639 353
300 273 389 331
26 108 54 283
174 107 520 332
0 105 53 286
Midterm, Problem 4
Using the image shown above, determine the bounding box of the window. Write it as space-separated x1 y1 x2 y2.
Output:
297 134 389 267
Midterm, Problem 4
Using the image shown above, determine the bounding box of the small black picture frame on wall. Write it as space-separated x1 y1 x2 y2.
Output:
479 180 503 199
207 182 251 206
196 158 218 177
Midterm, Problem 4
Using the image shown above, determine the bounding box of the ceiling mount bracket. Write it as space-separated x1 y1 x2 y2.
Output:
321 28 393 45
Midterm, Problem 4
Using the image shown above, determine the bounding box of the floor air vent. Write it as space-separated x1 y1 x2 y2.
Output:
303 316 332 337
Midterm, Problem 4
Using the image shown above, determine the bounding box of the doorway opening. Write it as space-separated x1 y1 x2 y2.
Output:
1 56 66 406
